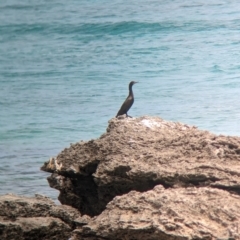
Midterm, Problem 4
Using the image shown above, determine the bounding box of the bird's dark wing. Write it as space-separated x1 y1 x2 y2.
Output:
116 96 134 117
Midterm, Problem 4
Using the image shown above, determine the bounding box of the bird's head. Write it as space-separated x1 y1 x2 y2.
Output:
129 81 138 87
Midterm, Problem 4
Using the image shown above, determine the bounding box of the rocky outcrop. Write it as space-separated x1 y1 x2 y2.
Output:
41 116 240 216
39 116 240 239
0 194 83 240
73 186 240 240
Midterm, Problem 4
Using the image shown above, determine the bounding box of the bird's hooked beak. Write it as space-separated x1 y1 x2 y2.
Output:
134 81 138 84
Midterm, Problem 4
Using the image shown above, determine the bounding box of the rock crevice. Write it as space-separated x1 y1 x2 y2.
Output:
41 116 240 218
3 116 240 239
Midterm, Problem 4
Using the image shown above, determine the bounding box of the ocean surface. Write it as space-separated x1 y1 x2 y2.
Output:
1 0 240 201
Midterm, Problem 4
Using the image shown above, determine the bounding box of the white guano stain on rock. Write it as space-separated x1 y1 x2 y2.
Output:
141 119 162 129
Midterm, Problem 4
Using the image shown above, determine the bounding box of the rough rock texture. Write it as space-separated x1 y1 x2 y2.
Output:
40 116 240 239
74 186 240 240
0 194 84 240
42 116 240 215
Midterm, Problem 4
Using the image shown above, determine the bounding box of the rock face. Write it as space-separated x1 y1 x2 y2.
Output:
75 186 240 240
0 194 81 240
38 116 240 239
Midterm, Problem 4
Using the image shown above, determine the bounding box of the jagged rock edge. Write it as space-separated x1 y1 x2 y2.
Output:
41 159 227 218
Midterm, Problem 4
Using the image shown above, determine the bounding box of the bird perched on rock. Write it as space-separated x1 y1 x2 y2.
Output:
116 81 138 118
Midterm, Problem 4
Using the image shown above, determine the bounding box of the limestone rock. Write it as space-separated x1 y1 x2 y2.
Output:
41 116 240 217
75 186 240 240
0 194 83 240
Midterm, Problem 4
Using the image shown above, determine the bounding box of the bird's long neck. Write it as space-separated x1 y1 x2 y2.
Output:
129 84 133 97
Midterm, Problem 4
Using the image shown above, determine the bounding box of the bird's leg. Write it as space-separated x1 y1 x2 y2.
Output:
126 113 132 118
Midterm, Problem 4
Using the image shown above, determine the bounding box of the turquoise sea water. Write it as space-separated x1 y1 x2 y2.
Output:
1 0 240 200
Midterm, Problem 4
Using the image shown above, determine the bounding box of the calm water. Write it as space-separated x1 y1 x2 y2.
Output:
1 0 240 200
